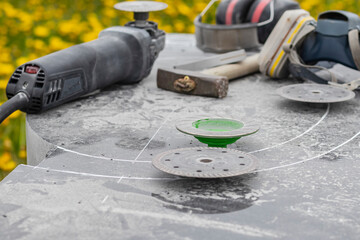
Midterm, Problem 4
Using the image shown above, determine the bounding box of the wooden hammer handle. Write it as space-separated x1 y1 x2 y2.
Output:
201 53 260 80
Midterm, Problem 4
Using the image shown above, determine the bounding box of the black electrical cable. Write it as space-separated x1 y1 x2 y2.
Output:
0 92 29 124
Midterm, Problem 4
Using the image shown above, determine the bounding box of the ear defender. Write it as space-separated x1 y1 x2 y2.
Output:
246 0 300 43
216 0 300 43
216 0 255 25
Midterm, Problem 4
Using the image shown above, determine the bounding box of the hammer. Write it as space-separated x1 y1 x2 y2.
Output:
157 51 259 98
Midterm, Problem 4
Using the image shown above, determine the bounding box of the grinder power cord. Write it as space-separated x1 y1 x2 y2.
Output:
0 1 167 124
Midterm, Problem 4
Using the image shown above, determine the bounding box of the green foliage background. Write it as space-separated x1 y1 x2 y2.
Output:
0 0 359 180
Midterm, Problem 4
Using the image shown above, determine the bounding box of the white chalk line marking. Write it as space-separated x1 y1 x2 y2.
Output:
255 128 360 173
54 104 329 163
21 165 179 181
56 146 149 163
249 104 330 154
101 195 109 204
33 103 357 179
21 126 360 179
117 176 124 184
132 108 176 163
102 169 128 205
55 107 179 164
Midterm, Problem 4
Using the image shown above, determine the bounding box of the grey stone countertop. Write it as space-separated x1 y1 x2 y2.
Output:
1 34 360 240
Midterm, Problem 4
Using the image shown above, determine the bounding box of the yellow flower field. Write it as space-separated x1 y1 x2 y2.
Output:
0 0 359 180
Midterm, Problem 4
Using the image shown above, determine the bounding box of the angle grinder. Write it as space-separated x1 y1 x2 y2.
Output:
0 1 167 123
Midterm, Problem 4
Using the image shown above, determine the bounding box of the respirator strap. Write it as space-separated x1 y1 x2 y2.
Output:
288 28 360 88
348 28 360 70
329 79 360 91
286 23 339 85
288 59 336 84
288 49 338 84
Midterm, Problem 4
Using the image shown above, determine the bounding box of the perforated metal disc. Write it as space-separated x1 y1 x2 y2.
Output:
114 1 168 12
152 147 258 178
277 84 355 103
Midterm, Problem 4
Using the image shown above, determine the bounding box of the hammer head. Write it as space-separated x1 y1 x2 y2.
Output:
157 67 229 98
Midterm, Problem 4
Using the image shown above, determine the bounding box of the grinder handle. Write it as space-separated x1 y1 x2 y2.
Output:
201 53 260 80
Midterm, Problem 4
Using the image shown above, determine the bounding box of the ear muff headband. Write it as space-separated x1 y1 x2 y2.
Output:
226 0 240 24
216 0 300 44
196 0 276 52
250 0 272 23
216 0 255 25
246 0 300 43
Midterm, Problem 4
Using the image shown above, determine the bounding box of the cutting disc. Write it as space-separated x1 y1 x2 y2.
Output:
114 1 168 12
277 84 355 103
152 147 258 178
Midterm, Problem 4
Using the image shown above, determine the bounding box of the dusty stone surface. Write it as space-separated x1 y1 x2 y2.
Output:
1 34 360 240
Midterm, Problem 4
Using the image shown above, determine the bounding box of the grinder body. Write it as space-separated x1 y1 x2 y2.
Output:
6 26 164 113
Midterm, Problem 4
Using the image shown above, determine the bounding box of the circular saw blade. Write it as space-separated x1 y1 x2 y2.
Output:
152 147 258 178
277 83 355 103
114 1 168 12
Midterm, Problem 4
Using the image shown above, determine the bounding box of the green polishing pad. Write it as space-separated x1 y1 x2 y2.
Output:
176 118 259 148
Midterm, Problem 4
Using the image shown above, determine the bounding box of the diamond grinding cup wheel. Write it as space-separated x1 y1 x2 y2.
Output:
277 83 356 103
176 118 259 148
152 147 258 178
